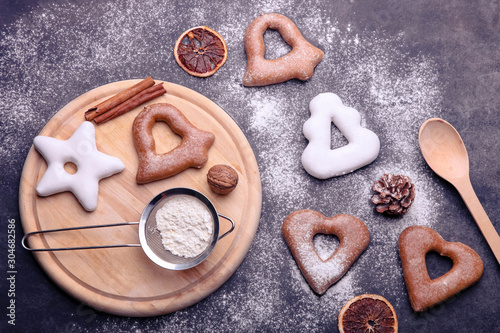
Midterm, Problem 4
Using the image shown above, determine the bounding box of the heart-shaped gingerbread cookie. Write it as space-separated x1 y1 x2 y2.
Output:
398 226 484 311
133 103 215 184
282 210 370 294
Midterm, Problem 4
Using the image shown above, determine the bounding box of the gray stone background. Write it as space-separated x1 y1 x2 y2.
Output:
1 0 499 332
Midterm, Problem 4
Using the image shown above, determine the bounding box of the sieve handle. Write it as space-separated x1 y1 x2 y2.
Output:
22 222 141 251
217 214 235 240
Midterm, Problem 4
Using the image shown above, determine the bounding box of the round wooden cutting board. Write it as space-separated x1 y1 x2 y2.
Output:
18 80 262 317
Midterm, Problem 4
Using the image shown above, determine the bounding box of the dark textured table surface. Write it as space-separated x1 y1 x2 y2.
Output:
1 1 500 332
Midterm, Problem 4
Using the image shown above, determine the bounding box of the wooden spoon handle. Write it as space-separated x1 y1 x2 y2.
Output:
455 177 500 265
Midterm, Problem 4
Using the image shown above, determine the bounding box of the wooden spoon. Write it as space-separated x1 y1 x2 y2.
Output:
419 118 500 264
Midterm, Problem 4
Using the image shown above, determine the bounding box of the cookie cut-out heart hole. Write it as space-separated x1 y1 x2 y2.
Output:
313 233 340 261
263 29 292 60
425 251 454 280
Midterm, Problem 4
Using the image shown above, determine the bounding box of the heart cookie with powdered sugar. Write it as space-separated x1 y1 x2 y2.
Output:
282 210 370 294
398 225 484 311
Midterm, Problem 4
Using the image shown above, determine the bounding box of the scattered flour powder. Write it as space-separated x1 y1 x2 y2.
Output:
1 0 447 331
155 195 213 258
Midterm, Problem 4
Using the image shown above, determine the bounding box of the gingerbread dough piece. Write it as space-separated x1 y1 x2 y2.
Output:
302 93 380 179
242 13 324 87
133 103 215 184
398 225 484 312
282 210 370 295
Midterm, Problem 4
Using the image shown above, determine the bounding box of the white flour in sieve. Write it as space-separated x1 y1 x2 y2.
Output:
155 195 214 258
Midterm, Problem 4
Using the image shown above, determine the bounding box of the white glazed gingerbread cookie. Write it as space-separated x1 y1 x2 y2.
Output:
301 93 380 179
33 121 125 211
242 13 324 87
282 209 370 295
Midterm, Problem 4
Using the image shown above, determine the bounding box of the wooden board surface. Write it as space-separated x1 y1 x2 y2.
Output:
18 80 262 317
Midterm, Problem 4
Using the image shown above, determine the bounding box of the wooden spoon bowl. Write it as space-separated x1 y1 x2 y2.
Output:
419 118 469 181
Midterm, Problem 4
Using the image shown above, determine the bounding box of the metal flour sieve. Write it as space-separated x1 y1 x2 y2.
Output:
22 187 235 270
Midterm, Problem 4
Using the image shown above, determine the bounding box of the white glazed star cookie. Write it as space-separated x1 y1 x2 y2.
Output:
33 121 125 211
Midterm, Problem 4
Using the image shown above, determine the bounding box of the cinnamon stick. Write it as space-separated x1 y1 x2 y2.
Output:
85 76 154 121
94 83 166 124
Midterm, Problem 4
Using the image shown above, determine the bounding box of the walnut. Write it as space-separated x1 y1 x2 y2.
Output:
371 173 415 215
207 164 238 195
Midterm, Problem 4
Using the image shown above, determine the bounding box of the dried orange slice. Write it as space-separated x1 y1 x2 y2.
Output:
174 26 228 78
338 294 398 333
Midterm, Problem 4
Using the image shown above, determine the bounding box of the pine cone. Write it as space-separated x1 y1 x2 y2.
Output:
371 174 415 215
